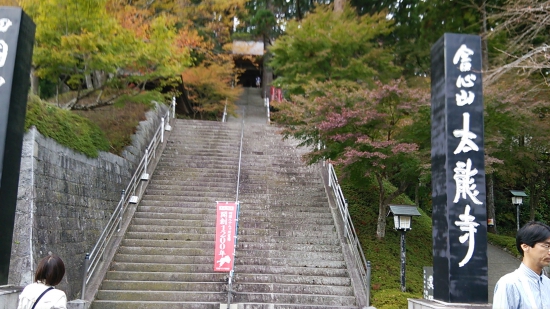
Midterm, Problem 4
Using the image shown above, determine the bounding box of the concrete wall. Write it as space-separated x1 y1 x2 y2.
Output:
0 285 23 309
8 102 168 301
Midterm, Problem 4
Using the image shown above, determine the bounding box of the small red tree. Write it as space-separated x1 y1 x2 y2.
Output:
272 79 429 238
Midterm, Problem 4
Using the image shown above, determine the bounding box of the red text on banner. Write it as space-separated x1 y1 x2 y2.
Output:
214 201 237 272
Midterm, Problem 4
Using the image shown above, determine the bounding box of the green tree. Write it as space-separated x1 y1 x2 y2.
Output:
20 0 191 107
112 0 245 118
483 78 550 231
269 2 400 96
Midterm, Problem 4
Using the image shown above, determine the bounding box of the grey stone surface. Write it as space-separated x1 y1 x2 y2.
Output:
0 285 23 309
8 102 169 301
67 299 91 309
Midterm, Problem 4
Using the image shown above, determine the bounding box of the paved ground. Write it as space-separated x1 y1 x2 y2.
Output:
227 87 267 125
487 243 521 303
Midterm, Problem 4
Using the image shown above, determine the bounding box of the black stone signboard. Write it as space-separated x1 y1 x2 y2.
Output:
0 7 35 284
423 266 434 300
431 33 488 303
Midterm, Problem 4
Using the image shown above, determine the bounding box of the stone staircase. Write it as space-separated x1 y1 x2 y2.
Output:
91 88 360 308
91 120 242 308
230 122 357 308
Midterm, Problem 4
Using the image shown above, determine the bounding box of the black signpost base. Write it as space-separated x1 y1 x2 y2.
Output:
0 7 35 284
408 299 491 309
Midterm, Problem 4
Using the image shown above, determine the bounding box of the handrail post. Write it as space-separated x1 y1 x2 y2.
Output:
144 148 149 176
161 118 165 142
366 260 371 307
164 114 172 132
117 190 125 232
227 269 233 308
344 199 349 238
172 96 176 119
222 99 228 123
266 98 270 123
80 253 90 300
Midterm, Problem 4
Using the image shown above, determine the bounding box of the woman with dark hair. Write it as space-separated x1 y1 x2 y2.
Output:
17 254 67 309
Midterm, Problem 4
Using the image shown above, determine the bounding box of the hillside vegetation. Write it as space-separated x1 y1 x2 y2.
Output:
24 95 153 157
341 176 432 308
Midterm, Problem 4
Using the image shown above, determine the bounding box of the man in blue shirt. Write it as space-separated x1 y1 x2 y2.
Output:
493 221 550 309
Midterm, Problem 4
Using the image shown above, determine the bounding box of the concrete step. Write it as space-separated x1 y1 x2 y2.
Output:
135 205 217 215
101 280 225 292
96 290 226 302
132 209 332 221
126 224 215 234
154 163 237 171
147 180 236 188
236 242 341 253
124 232 214 241
117 246 214 257
91 300 220 309
231 293 356 306
143 189 236 198
234 273 351 286
121 239 214 249
136 195 228 203
124 232 338 246
94 301 358 309
233 282 354 296
238 210 333 218
235 250 343 261
153 170 237 178
111 261 216 272
133 212 217 221
237 222 336 231
237 228 337 238
104 271 227 282
111 262 348 277
235 258 347 270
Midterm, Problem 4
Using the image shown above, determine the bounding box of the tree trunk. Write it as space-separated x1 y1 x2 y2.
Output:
414 182 419 208
92 70 106 89
262 0 274 99
85 74 94 90
486 173 497 234
480 0 489 72
30 66 39 96
529 183 537 221
334 0 345 12
376 200 387 239
376 175 387 239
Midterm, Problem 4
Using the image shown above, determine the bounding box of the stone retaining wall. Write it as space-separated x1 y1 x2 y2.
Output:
8 102 168 301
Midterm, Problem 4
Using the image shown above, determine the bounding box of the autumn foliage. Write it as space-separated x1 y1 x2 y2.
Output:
16 0 244 118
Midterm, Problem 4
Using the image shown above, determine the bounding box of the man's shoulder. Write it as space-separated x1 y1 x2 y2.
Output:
496 270 520 285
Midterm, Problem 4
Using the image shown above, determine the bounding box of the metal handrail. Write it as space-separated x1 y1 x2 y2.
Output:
81 99 176 299
227 108 245 306
264 92 270 123
222 99 228 122
327 162 371 306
